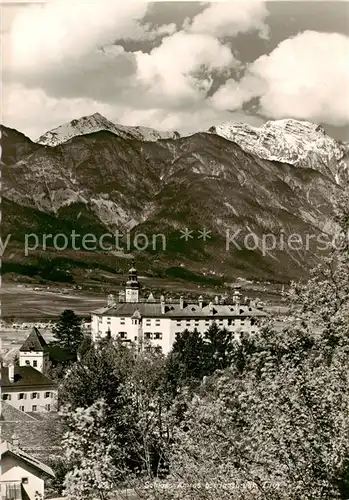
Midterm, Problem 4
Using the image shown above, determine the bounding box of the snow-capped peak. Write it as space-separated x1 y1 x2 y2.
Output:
36 113 181 146
208 118 348 181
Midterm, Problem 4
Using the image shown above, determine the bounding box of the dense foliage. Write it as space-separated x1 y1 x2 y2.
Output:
50 185 349 499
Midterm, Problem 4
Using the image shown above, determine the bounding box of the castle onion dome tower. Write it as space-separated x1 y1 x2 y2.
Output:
125 261 140 303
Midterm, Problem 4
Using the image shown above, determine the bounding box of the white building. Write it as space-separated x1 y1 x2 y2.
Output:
91 263 266 354
0 437 54 500
19 327 50 373
1 329 57 414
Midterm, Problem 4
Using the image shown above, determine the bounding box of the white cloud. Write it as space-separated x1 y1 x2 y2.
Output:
2 84 118 140
119 106 264 134
3 1 348 139
187 0 270 39
2 83 263 140
8 1 149 71
210 74 265 111
251 31 349 125
211 30 349 126
135 31 237 104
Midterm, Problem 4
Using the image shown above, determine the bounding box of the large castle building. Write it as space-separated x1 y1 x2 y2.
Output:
91 264 266 355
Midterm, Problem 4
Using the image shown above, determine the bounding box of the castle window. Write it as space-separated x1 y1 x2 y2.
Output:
146 319 151 325
45 404 51 411
154 332 162 340
21 478 28 485
32 405 37 412
18 393 25 400
25 360 30 365
2 394 11 401
119 332 127 339
145 332 152 339
120 318 125 325
176 320 181 326
19 406 25 412
155 319 160 326
194 320 199 326
33 360 38 367
44 392 51 399
31 392 39 399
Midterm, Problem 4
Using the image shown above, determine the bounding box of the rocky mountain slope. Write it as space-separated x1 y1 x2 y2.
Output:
36 112 181 146
1 118 345 284
36 114 348 184
208 119 348 183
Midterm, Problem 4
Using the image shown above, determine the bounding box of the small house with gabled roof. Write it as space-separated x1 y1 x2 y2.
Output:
0 437 54 500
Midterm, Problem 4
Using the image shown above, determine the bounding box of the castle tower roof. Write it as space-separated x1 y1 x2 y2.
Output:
126 260 140 288
20 327 48 353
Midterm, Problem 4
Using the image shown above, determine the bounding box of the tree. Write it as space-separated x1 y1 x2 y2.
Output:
52 309 84 354
160 185 349 499
163 356 349 500
62 399 128 500
59 338 172 495
165 329 206 391
165 324 244 392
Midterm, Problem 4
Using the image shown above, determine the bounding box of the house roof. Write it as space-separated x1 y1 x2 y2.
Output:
0 401 39 422
0 441 55 477
0 365 56 389
92 302 267 319
20 327 48 352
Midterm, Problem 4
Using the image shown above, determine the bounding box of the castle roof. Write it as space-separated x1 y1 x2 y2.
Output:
20 327 48 353
0 365 56 390
92 301 266 319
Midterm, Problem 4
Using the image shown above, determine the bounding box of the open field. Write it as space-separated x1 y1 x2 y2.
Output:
1 278 284 320
1 282 106 319
0 328 54 352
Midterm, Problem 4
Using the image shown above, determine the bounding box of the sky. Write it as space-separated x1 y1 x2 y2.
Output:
2 0 349 140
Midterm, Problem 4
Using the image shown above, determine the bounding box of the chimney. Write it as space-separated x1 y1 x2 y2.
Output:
160 295 165 314
233 291 241 306
8 363 14 383
198 295 203 308
11 433 19 449
107 294 115 307
179 296 184 310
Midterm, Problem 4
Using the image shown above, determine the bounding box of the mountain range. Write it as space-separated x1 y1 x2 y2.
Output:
1 113 348 285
